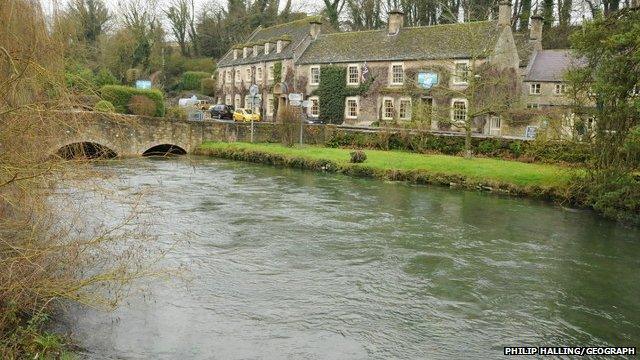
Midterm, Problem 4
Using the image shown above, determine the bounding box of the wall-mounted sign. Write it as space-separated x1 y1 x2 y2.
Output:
417 72 438 89
288 93 303 102
136 80 152 90
249 84 259 96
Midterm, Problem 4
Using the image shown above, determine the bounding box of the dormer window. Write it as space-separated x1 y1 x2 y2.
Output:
233 49 238 60
276 40 283 53
243 47 249 58
253 45 258 57
264 43 271 55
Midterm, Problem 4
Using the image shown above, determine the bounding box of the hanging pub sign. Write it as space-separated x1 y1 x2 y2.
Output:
417 71 439 89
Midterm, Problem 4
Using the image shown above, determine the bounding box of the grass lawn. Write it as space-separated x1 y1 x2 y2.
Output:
199 142 579 189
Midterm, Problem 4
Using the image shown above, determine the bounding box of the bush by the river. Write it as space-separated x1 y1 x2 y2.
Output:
350 150 367 163
100 85 165 117
325 130 592 165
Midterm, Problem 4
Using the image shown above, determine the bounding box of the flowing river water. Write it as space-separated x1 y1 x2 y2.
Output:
59 156 640 359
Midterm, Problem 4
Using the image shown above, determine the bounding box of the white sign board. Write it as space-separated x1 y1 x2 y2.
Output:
288 93 303 102
249 84 259 96
290 100 302 107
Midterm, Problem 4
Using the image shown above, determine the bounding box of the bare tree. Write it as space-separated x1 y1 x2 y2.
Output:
165 0 190 56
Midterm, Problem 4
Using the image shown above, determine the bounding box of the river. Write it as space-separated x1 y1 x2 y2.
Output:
59 156 640 359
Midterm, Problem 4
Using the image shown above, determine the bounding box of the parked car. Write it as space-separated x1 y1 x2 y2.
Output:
210 104 234 120
304 114 325 124
233 108 261 122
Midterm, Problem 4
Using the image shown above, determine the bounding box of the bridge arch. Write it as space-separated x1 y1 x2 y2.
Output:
142 143 187 156
56 141 118 159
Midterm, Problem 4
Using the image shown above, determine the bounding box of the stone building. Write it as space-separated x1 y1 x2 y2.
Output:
215 17 333 121
215 2 583 138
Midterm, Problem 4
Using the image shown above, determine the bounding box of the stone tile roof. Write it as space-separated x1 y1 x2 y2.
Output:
217 17 333 67
524 49 585 82
297 20 502 64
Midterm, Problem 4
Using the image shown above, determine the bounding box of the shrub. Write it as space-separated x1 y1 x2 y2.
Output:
100 85 165 117
94 100 115 113
509 140 523 158
95 68 119 87
200 78 216 97
128 95 156 116
350 150 367 163
183 57 216 72
165 106 187 120
279 105 299 147
125 68 141 84
65 66 95 93
181 71 211 91
477 139 502 156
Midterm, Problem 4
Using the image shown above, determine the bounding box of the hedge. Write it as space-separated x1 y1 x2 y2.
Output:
325 130 592 164
181 71 211 91
100 85 165 117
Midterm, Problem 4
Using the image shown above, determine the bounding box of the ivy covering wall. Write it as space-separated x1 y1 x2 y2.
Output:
315 65 372 124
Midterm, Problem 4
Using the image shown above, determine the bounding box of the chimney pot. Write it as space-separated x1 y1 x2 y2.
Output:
529 11 543 51
498 0 512 27
387 10 404 35
309 18 323 40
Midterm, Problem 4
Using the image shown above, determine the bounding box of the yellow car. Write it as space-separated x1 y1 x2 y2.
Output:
233 108 261 122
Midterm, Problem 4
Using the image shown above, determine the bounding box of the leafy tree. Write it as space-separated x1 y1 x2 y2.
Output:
568 8 640 171
66 0 111 44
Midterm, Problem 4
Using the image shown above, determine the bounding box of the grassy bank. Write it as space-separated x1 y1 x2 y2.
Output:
196 142 580 200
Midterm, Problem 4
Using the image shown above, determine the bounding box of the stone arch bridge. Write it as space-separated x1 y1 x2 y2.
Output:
49 112 210 157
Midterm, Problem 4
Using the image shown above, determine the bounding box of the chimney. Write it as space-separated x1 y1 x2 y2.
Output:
310 18 323 40
529 12 543 51
498 0 512 27
387 10 404 35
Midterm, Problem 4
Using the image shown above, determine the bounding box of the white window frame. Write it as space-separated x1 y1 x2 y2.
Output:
453 60 470 85
382 96 395 120
309 66 320 86
243 47 249 58
266 94 274 116
234 94 241 108
390 62 404 86
265 43 271 55
530 83 541 95
276 40 283 53
226 70 232 83
347 64 360 86
245 67 252 83
233 49 238 60
235 69 241 84
268 64 274 81
554 83 566 95
345 96 359 119
451 98 468 124
225 95 231 105
399 97 412 120
308 96 319 117
489 116 502 136
527 103 540 109
256 66 263 84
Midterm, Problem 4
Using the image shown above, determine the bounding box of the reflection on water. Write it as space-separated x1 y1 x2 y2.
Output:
60 157 640 359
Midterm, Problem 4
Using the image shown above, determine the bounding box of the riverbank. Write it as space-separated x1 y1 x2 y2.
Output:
196 142 580 201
